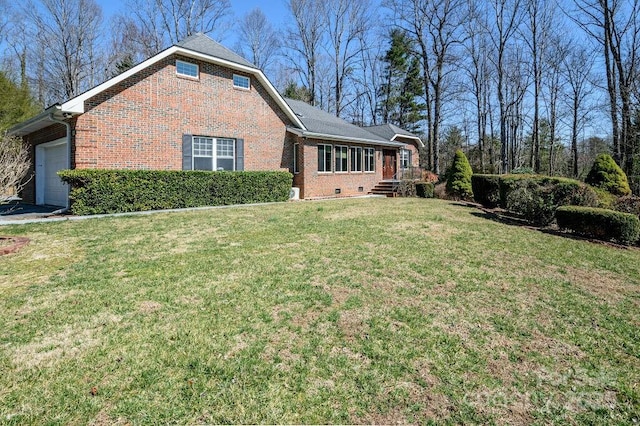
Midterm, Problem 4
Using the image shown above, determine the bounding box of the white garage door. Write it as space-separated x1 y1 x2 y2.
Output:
41 142 68 207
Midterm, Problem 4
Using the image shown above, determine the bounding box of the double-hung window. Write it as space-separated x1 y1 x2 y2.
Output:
192 137 235 171
335 146 348 172
364 148 375 172
318 144 332 172
350 147 363 172
400 148 412 169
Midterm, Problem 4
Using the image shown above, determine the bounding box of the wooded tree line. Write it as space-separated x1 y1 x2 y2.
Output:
0 0 639 191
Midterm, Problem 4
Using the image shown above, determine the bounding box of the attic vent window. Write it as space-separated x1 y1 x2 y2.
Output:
233 74 250 89
176 60 198 78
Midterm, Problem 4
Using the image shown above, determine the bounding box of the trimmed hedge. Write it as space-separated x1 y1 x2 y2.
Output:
495 175 597 225
416 182 434 198
556 206 640 245
471 174 501 207
58 169 293 215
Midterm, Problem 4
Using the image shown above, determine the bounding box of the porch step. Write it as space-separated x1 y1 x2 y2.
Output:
370 181 398 197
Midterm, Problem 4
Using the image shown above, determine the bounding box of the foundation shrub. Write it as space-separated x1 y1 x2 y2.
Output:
58 169 293 215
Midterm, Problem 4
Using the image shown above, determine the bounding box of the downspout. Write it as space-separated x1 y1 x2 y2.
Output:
47 112 72 214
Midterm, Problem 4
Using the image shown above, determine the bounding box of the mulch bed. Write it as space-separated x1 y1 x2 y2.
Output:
0 237 30 256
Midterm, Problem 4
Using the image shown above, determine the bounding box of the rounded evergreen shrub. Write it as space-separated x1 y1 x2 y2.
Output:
446 149 473 200
416 182 434 198
585 153 631 196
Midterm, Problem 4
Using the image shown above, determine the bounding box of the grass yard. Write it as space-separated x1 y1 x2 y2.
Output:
0 198 638 424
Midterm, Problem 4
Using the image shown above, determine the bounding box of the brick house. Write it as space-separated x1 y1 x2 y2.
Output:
10 33 423 207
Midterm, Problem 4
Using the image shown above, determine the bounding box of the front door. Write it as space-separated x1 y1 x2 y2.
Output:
382 149 396 180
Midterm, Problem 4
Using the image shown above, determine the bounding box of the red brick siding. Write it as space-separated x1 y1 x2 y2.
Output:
21 124 68 204
296 137 384 199
75 54 293 171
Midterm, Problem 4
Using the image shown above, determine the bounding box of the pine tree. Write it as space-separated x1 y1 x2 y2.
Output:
377 29 424 131
0 72 40 132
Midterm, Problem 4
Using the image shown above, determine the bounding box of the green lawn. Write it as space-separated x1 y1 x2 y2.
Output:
0 198 638 424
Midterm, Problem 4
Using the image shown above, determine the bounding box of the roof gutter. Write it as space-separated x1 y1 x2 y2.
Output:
8 104 62 136
287 127 405 147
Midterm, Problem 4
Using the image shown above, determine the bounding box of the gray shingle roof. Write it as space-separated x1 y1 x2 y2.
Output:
176 33 256 68
285 98 397 144
364 123 420 140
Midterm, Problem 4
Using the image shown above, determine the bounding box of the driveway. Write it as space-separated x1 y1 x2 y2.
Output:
0 202 62 222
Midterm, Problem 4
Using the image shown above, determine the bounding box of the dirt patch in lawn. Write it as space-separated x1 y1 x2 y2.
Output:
9 313 121 371
556 266 639 305
0 236 30 255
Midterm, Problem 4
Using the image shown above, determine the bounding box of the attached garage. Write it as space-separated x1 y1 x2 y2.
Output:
35 139 69 207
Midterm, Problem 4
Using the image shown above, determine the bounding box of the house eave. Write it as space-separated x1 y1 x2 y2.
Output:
393 134 425 147
8 105 79 136
287 127 405 147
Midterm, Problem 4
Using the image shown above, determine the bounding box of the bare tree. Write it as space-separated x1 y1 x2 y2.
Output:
503 46 529 170
523 0 554 173
22 0 104 103
284 0 324 106
351 29 386 125
463 1 493 172
125 0 231 51
235 8 280 72
321 0 370 116
542 34 567 175
0 134 31 205
486 0 522 173
573 0 640 176
562 43 595 177
387 0 468 174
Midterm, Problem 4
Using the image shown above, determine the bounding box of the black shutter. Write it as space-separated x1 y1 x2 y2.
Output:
182 134 193 170
235 138 244 171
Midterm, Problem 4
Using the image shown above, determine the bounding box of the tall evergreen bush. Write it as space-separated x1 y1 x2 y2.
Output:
446 149 473 200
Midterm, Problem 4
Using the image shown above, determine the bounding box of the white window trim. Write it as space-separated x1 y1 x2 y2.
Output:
233 74 250 90
176 60 199 79
334 145 349 173
192 136 236 171
400 148 412 170
364 147 376 173
318 144 333 173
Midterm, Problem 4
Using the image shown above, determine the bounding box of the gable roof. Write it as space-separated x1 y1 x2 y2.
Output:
364 123 424 147
176 33 255 68
11 33 305 135
284 98 404 147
